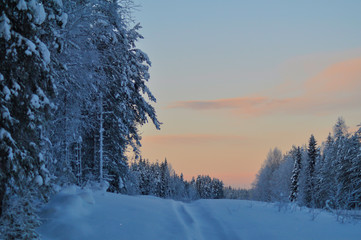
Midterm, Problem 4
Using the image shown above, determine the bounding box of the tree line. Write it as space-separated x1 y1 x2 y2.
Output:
127 158 225 201
252 117 361 211
0 1 248 239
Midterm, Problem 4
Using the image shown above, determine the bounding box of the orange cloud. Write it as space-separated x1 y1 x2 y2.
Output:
168 58 361 117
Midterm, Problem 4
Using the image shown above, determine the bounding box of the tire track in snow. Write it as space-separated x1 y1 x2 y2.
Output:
172 201 203 240
190 201 240 240
173 200 241 240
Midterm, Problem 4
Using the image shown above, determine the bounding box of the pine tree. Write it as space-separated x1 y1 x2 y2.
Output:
289 147 302 202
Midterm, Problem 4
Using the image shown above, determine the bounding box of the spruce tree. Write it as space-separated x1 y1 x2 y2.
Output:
160 159 171 198
289 147 302 202
304 134 318 207
350 127 361 208
316 133 336 208
336 134 359 209
333 117 348 139
0 0 64 238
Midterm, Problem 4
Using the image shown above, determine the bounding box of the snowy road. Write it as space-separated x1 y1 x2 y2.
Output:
38 187 361 240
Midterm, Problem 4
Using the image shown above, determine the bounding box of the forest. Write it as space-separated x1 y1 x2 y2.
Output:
1 0 361 239
253 117 361 211
0 1 244 238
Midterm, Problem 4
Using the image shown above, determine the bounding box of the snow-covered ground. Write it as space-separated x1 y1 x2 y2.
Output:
37 186 361 240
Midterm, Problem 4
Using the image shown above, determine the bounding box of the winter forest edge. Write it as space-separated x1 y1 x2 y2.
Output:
1 0 361 239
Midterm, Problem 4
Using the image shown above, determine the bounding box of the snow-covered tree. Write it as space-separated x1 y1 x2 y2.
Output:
333 116 348 139
211 178 224 199
304 134 318 207
159 159 171 198
252 148 283 202
195 175 224 199
252 117 361 210
289 147 302 202
349 128 361 209
315 133 336 208
223 187 250 200
335 134 359 209
46 0 160 191
0 0 65 238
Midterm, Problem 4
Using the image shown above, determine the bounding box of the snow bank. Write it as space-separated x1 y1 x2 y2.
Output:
38 186 95 240
37 189 361 240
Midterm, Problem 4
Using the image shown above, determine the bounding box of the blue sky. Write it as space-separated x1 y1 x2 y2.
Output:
132 0 361 187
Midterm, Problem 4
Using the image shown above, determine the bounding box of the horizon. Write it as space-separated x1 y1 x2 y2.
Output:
133 0 361 188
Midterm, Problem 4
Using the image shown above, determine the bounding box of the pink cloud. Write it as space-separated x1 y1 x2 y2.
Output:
305 58 361 94
168 97 268 110
168 58 361 117
143 134 247 145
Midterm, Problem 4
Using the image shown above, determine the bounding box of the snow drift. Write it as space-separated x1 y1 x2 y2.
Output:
37 186 361 240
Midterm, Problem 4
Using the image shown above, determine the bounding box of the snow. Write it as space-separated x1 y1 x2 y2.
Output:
17 0 28 11
52 0 63 8
11 81 21 96
37 40 51 64
25 39 37 56
0 128 14 143
36 87 50 105
58 13 68 28
0 13 11 41
2 106 11 122
35 175 43 186
37 187 361 240
28 0 46 25
3 86 11 100
27 108 35 120
30 94 40 108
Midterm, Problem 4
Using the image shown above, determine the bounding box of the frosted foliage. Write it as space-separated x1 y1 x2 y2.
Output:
25 39 37 56
36 88 50 105
58 13 68 27
37 40 50 64
0 128 14 143
52 0 63 8
2 107 11 121
35 175 44 186
0 13 11 41
30 94 40 108
28 0 47 25
27 108 35 120
333 117 348 138
17 0 28 10
3 86 11 100
252 148 283 202
12 82 21 96
0 0 65 238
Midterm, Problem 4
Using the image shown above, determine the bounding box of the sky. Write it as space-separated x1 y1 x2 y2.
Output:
132 0 361 188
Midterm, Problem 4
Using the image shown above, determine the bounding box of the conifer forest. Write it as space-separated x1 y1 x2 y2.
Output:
1 0 361 239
